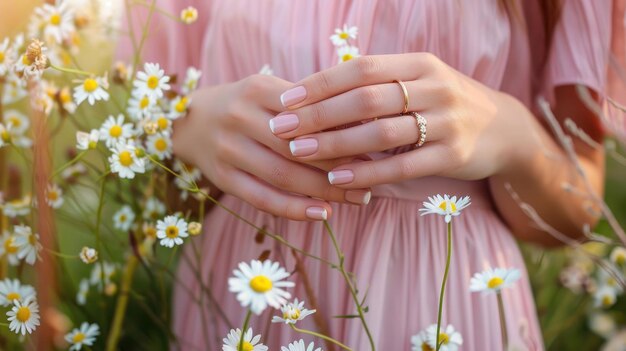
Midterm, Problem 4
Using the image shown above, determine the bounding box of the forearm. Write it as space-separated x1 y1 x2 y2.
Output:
488 91 605 247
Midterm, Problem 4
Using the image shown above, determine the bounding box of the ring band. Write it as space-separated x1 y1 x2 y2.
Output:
394 80 409 114
412 112 427 147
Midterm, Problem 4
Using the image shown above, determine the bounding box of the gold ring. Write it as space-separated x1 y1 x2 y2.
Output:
394 79 409 114
412 112 427 147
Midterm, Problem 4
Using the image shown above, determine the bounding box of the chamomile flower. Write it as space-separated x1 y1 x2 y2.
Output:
597 266 624 293
271 298 316 324
228 259 295 315
7 297 40 335
411 330 431 351
419 194 471 223
73 75 109 106
76 129 99 150
2 71 27 104
180 6 198 24
146 133 172 160
58 86 76 113
0 231 20 266
3 110 29 134
2 195 31 218
0 279 36 307
182 67 202 94
469 267 521 294
594 285 617 308
112 205 135 231
14 39 48 80
99 114 133 148
89 262 117 288
79 247 98 264
169 95 190 119
65 322 99 351
31 1 75 44
45 183 64 209
14 225 42 265
173 160 202 200
337 45 360 63
259 64 273 76
330 24 358 46
588 312 617 339
126 93 155 120
142 197 166 221
222 328 268 351
610 246 626 266
281 340 321 351
108 141 146 179
133 62 170 101
188 222 202 236
0 38 16 76
61 163 87 182
423 324 463 351
76 279 89 305
156 215 188 248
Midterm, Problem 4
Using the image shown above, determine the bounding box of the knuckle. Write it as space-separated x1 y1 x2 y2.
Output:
420 52 441 68
312 72 332 94
268 165 292 189
307 102 329 127
352 56 382 79
398 157 419 179
356 85 385 113
239 74 267 96
377 119 402 145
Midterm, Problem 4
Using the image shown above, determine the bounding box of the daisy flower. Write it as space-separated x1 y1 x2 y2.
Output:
424 324 463 351
0 231 20 266
76 279 89 305
142 197 166 221
173 160 202 200
112 205 135 231
3 110 29 134
65 322 99 351
411 330 431 351
337 45 360 63
330 24 358 46
259 64 273 76
271 298 316 325
281 340 321 351
0 38 16 76
0 278 36 307
610 246 626 266
222 328 268 351
99 114 133 148
169 95 190 119
14 225 42 265
108 141 146 179
45 183 64 209
156 215 188 248
61 163 87 182
1 195 31 218
3 73 27 104
182 67 202 94
0 123 32 149
76 129 99 150
79 247 98 264
146 132 172 160
596 266 624 293
58 86 76 113
31 1 75 44
180 6 198 24
469 267 521 294
149 112 173 134
89 262 117 288
133 62 170 101
73 75 109 106
126 93 155 120
588 312 617 339
594 285 617 308
228 259 295 315
14 39 48 80
419 194 471 223
7 297 40 335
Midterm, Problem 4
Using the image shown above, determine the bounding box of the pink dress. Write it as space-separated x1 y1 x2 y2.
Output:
122 1 622 349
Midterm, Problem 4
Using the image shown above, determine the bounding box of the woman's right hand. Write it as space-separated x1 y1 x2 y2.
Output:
171 74 372 221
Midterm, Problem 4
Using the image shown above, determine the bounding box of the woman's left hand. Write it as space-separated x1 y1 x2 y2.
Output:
270 53 531 188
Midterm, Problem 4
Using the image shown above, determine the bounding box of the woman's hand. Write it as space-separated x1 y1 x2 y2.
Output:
270 53 529 189
172 74 373 221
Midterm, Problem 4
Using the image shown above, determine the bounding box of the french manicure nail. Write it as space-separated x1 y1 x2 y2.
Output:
328 169 354 185
289 138 318 157
345 190 372 205
306 207 328 220
280 86 307 107
269 114 299 134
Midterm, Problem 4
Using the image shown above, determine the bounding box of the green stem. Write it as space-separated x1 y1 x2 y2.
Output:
497 292 509 350
436 222 453 351
106 255 139 351
324 220 375 351
49 150 86 180
238 310 252 351
290 324 353 351
48 63 92 76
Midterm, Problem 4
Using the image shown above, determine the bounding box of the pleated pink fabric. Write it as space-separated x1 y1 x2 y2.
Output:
118 1 621 350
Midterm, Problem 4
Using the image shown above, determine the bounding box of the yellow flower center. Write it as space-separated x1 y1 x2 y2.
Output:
0 52 4 63
145 226 157 238
109 125 122 138
438 201 457 212
140 96 150 109
602 295 613 307
183 10 196 21
72 332 86 343
47 190 58 201
60 89 72 103
22 54 32 66
175 97 188 113
6 292 20 301
487 277 504 289
438 332 450 345
83 78 98 92
154 138 168 152
339 32 349 39
28 234 37 246
607 277 617 287
242 342 254 351
147 76 159 89
249 275 272 293
616 253 626 265
157 117 169 130
4 237 18 254
16 306 31 322
50 13 61 25
8 116 20 127
1 130 10 143
421 343 434 351
165 225 179 238
341 54 353 62
119 151 133 167
283 308 300 320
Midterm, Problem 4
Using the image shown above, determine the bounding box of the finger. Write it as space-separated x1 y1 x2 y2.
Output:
279 53 438 109
221 135 372 205
325 143 452 189
288 113 443 160
224 168 333 221
270 79 441 139
237 74 294 112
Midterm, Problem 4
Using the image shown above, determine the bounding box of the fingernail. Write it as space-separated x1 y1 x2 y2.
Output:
345 190 372 205
328 169 354 185
269 114 299 134
306 207 328 220
289 138 318 157
280 86 307 107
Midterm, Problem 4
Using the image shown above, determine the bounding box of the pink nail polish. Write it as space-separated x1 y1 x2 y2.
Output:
328 170 354 185
306 207 328 220
289 138 318 157
269 114 299 134
280 86 307 107
345 190 372 205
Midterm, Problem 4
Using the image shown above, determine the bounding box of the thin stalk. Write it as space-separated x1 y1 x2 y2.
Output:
238 310 252 351
290 324 353 351
435 222 453 351
497 292 509 350
106 254 139 351
48 63 92 76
